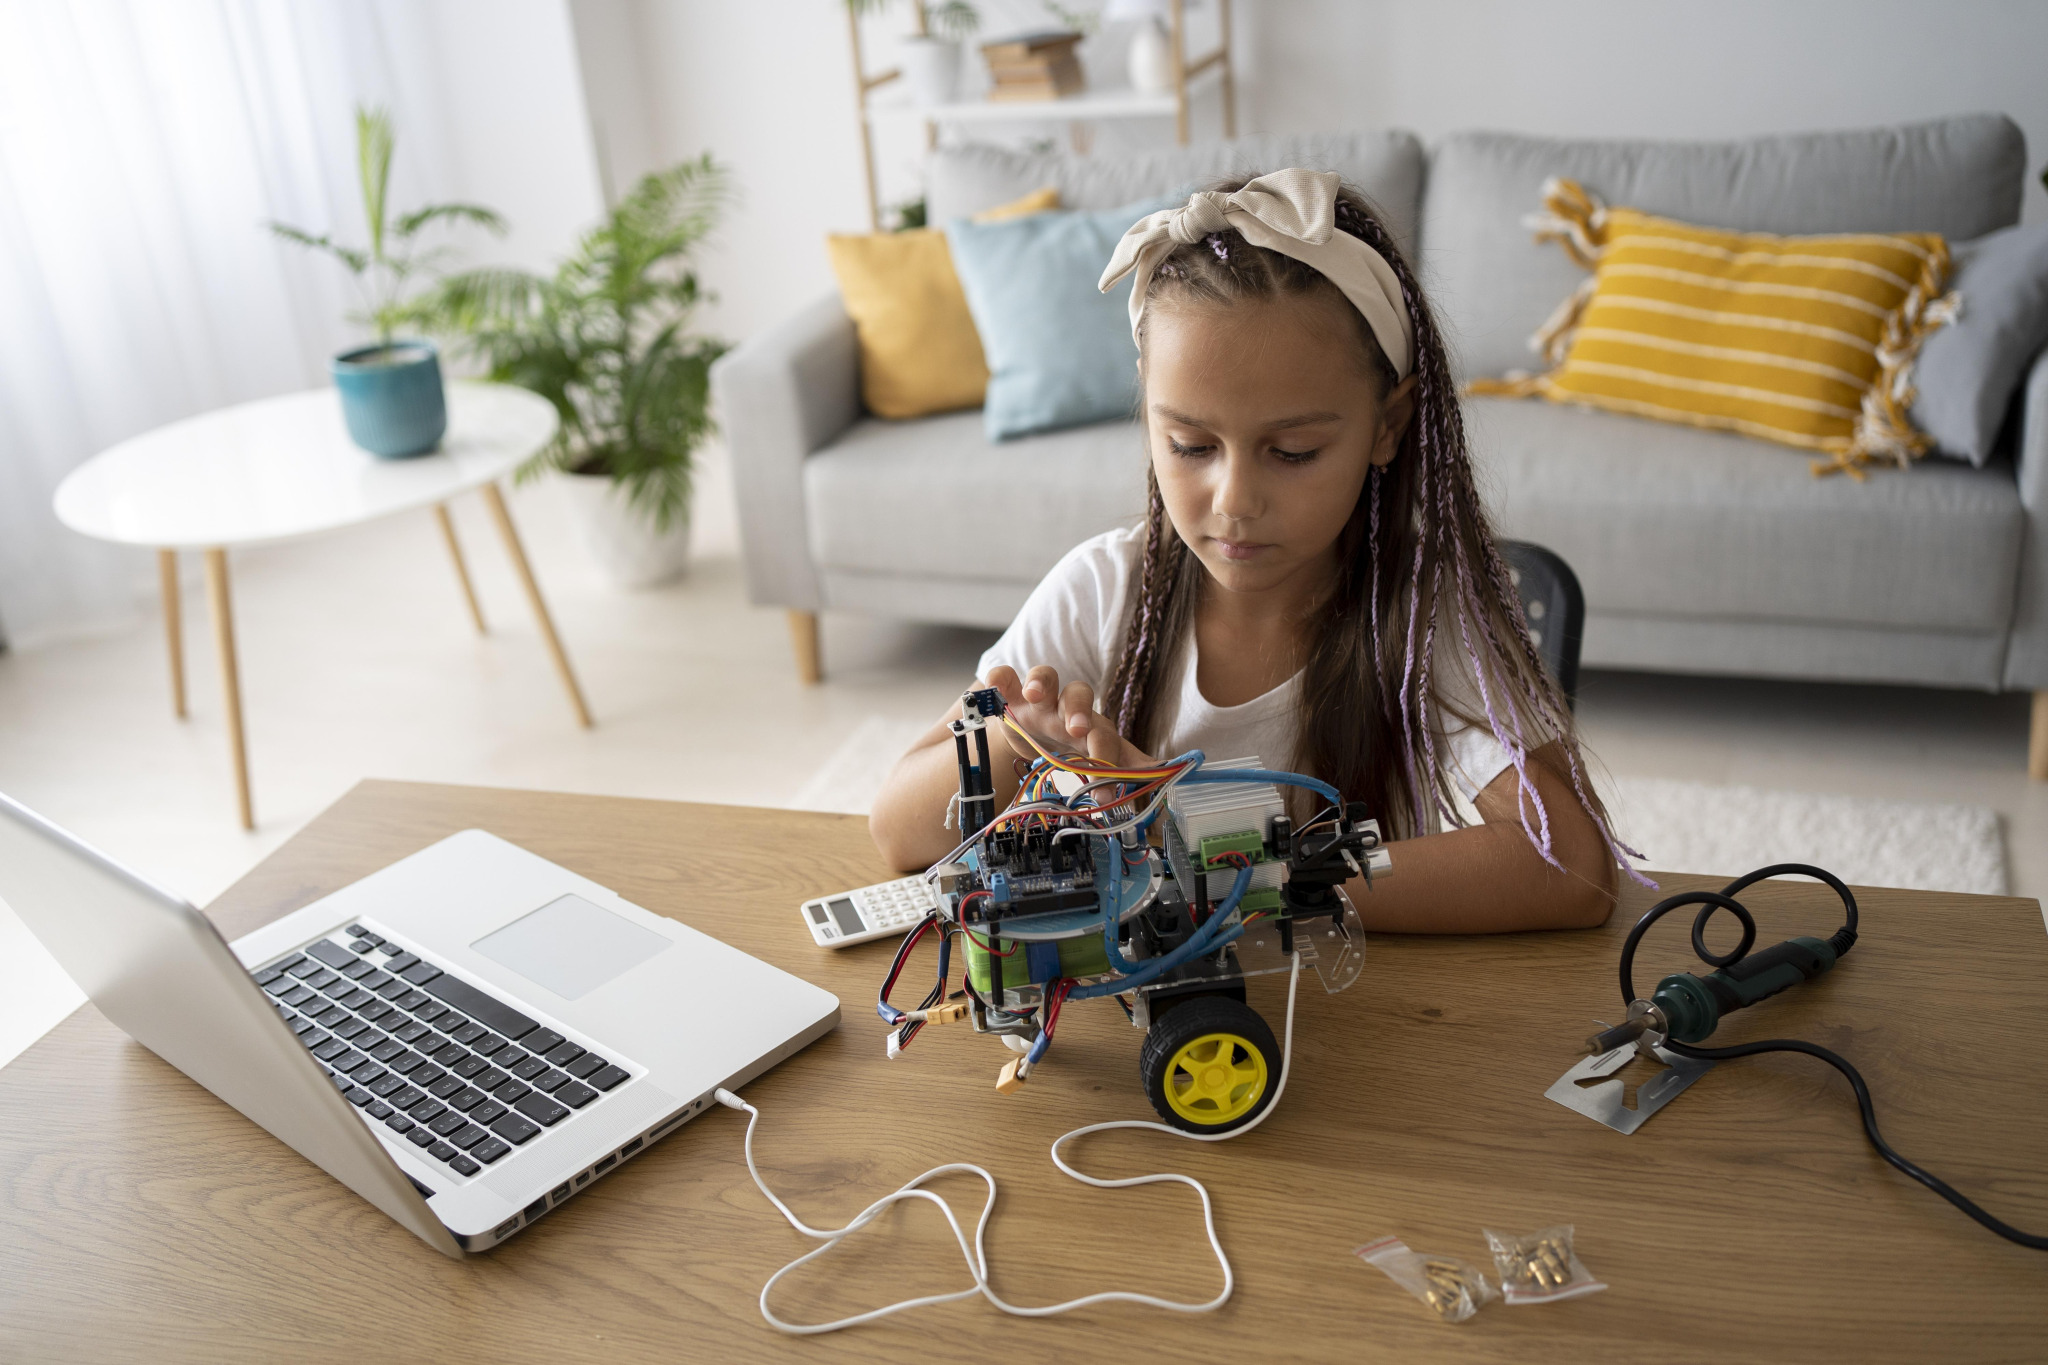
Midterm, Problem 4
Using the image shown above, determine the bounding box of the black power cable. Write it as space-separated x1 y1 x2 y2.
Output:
1620 863 2047 1251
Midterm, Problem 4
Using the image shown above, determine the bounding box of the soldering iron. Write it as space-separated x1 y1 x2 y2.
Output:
1586 863 2047 1251
1586 862 1857 1055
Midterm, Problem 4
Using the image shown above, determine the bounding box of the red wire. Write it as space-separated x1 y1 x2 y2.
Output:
965 928 1020 956
1043 976 1073 1035
879 916 935 1002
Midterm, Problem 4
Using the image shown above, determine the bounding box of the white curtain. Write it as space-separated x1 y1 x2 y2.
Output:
0 0 481 646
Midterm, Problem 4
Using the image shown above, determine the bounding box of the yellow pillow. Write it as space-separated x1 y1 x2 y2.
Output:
972 186 1060 223
1471 179 1958 476
826 188 1060 420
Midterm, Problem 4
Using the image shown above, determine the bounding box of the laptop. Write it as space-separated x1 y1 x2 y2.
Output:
0 791 839 1257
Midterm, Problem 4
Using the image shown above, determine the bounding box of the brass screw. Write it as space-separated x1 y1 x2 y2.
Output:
1419 1259 1474 1318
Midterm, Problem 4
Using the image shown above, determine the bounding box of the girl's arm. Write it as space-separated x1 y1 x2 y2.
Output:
874 678 1615 930
1341 743 1617 933
867 711 994 872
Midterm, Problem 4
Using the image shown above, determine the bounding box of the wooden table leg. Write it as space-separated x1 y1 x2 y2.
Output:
481 483 593 728
787 609 822 685
201 548 254 830
159 549 186 719
433 503 487 634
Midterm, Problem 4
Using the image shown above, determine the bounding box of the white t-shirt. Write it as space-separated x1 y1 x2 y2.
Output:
977 527 1517 804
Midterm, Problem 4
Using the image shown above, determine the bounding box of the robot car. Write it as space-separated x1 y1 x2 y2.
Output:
874 687 1385 1133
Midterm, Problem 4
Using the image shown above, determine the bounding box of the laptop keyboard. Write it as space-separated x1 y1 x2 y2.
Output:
252 923 630 1181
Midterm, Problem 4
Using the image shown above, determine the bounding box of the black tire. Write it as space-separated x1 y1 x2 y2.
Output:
1139 995 1280 1134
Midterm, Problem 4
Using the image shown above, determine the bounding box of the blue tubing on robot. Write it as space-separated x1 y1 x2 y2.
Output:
1067 754 1340 1003
1068 860 1255 1002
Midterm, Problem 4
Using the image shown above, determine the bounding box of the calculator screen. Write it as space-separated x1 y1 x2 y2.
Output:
807 904 827 924
827 897 863 935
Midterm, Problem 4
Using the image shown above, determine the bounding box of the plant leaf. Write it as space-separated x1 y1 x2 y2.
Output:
356 105 395 262
394 202 509 238
268 221 372 275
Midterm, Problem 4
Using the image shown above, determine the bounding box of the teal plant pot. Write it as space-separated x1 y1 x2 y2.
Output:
332 341 447 458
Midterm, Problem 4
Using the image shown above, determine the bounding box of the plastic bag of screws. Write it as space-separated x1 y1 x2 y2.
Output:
1482 1224 1607 1304
1354 1236 1499 1323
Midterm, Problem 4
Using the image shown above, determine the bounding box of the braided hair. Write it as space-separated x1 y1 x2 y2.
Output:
1103 177 1635 876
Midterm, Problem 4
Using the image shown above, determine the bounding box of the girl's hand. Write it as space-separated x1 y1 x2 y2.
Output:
981 664 1159 769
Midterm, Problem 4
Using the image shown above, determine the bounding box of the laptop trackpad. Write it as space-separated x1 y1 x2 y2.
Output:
471 894 673 1001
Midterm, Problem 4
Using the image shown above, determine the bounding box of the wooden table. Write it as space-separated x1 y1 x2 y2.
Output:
2 781 2044 1363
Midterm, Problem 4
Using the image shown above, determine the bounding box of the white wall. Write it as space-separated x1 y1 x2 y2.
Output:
574 0 872 344
1243 0 2048 222
572 0 2048 346
418 0 608 275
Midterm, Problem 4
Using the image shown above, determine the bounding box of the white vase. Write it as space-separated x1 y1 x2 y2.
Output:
558 471 692 589
900 36 961 107
1127 17 1174 95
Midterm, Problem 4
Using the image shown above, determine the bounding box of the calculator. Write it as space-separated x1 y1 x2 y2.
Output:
799 875 941 949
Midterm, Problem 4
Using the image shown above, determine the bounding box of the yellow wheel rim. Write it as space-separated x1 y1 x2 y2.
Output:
1162 1031 1268 1126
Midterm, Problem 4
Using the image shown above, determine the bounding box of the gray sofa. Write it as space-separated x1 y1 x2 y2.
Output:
712 116 2048 776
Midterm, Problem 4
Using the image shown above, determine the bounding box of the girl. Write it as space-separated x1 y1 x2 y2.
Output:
871 170 1633 932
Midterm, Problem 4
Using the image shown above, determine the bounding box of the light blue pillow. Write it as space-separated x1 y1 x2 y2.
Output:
947 196 1175 442
1911 224 2048 466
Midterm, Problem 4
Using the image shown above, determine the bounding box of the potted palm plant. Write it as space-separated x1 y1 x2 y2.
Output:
270 107 505 458
408 156 730 587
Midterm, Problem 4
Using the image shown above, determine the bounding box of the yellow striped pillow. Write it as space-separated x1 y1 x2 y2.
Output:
1471 179 1958 476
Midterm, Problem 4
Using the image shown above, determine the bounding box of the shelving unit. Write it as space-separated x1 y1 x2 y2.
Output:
846 0 1236 230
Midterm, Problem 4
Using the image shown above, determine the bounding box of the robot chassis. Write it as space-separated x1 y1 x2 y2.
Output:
875 687 1388 1134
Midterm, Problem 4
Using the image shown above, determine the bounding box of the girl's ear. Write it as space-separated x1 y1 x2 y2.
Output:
1367 374 1419 469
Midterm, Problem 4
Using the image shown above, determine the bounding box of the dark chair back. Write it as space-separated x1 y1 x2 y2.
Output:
1497 541 1585 708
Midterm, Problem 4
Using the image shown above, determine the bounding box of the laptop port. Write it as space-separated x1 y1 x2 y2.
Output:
493 1217 522 1239
594 1154 617 1174
550 1183 571 1203
620 1137 643 1157
523 1197 549 1222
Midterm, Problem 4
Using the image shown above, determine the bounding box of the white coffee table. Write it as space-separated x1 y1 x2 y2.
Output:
54 381 592 829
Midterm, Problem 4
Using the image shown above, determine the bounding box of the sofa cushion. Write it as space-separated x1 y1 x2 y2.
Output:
804 411 1148 584
825 229 988 419
947 196 1173 441
1424 115 2025 381
1913 224 2048 467
1477 180 1955 472
928 130 1427 264
1464 395 2023 633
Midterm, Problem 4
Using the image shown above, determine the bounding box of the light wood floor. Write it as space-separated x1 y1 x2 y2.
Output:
0 474 2040 1067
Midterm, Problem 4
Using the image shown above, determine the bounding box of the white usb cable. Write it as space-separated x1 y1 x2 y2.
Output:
714 950 1303 1334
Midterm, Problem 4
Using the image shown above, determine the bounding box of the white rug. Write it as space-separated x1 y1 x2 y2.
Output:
1602 777 2006 895
786 718 2008 895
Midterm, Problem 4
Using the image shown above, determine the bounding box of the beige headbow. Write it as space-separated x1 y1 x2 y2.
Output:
1097 168 1414 380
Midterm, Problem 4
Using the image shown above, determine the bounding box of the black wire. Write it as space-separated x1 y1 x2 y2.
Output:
1618 862 1857 1005
881 914 949 1050
1665 1034 2048 1249
1619 864 2047 1251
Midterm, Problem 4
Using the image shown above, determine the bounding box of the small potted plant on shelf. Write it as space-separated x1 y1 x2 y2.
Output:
853 0 982 106
270 106 506 458
406 156 731 588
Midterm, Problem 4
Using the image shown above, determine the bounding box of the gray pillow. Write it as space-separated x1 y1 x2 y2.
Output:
1913 224 2048 466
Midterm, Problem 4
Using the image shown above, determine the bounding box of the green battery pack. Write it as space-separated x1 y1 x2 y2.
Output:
966 931 1111 992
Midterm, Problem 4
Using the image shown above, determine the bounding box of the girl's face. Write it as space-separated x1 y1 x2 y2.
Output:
1143 292 1414 603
